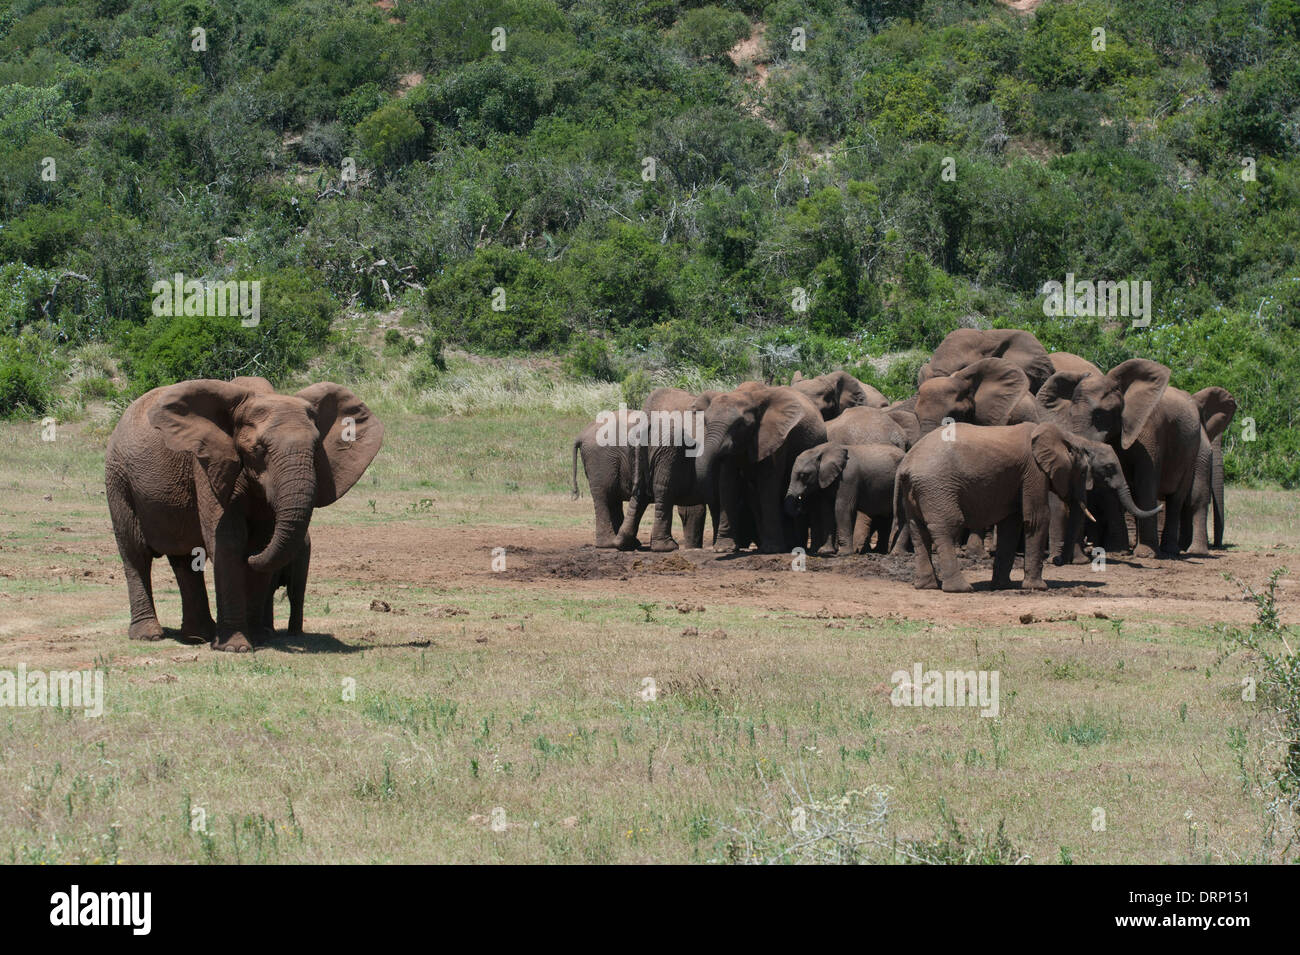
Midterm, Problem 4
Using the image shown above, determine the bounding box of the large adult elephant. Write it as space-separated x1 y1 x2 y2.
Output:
1180 386 1236 555
695 384 827 553
572 408 706 549
913 357 1039 435
616 387 719 551
918 328 1055 395
1035 358 1170 557
791 370 888 419
105 377 384 652
894 421 1157 592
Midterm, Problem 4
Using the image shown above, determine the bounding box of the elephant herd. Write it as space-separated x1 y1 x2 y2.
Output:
574 328 1237 593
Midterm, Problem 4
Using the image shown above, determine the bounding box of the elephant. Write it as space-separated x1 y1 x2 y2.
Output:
791 370 888 419
913 357 1039 436
695 383 827 553
1048 352 1102 378
1179 386 1236 555
884 397 922 450
261 533 309 636
785 442 903 554
826 406 908 450
895 421 1158 592
918 328 1055 395
105 377 384 652
572 408 707 549
1035 358 1171 557
616 387 719 551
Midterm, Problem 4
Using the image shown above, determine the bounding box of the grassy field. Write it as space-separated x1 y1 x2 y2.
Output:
0 362 1296 864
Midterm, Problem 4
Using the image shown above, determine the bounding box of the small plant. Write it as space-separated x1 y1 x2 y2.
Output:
1217 568 1300 858
637 602 656 623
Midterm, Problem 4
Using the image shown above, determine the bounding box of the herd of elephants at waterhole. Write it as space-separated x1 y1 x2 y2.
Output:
102 327 1235 652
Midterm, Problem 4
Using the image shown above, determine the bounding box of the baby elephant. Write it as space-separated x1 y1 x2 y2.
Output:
895 421 1158 592
260 534 310 637
785 442 904 555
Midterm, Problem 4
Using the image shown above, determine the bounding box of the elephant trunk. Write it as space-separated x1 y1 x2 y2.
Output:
695 421 728 491
1211 434 1225 547
1060 497 1085 566
784 493 803 517
248 447 316 573
1116 483 1161 521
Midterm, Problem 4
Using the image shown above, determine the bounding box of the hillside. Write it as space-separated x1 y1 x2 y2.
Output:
2 0 1300 482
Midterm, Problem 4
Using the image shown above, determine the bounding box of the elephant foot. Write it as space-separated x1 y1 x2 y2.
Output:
759 543 785 555
128 618 164 641
1022 578 1047 591
991 577 1015 590
212 631 254 653
713 537 739 553
1185 545 1208 557
181 616 217 641
650 538 679 553
613 535 641 552
914 576 939 590
941 576 972 594
1133 544 1157 559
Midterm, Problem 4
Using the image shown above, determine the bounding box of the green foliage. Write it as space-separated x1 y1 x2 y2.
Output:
356 102 424 169
672 6 750 62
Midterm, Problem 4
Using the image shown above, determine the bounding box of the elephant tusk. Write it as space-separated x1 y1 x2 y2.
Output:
1083 506 1097 523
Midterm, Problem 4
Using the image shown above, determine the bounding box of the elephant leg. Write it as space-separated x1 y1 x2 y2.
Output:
833 491 856 555
1022 508 1049 590
851 512 871 553
991 515 1019 589
1101 487 1129 553
934 528 971 593
964 528 987 560
613 494 645 550
167 554 216 641
212 518 255 653
1160 488 1189 557
678 505 705 550
1128 460 1161 558
713 461 740 552
910 514 939 590
891 520 913 555
649 500 678 552
112 508 163 642
592 491 624 548
871 514 892 554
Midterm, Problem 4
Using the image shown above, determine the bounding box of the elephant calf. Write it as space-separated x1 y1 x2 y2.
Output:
785 442 903 555
895 421 1157 593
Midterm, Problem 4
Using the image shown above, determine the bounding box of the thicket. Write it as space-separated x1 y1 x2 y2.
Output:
1 0 1298 481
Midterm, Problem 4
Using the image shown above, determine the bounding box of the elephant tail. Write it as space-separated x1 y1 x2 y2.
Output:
1211 433 1225 547
888 472 905 552
571 437 582 500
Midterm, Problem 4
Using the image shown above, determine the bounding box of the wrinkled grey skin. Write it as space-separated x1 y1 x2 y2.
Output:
826 406 908 451
791 370 889 420
617 388 718 551
894 422 1157 593
572 409 707 549
105 377 383 652
1179 386 1236 555
785 442 904 555
918 328 1055 395
695 383 827 553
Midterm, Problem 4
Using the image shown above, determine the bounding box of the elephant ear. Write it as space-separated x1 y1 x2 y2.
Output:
1036 371 1088 421
690 391 718 412
757 389 811 462
818 445 850 489
1192 387 1236 441
961 358 1030 426
296 383 385 507
147 379 249 508
1030 422 1078 501
916 361 935 387
828 371 870 409
1106 359 1170 449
